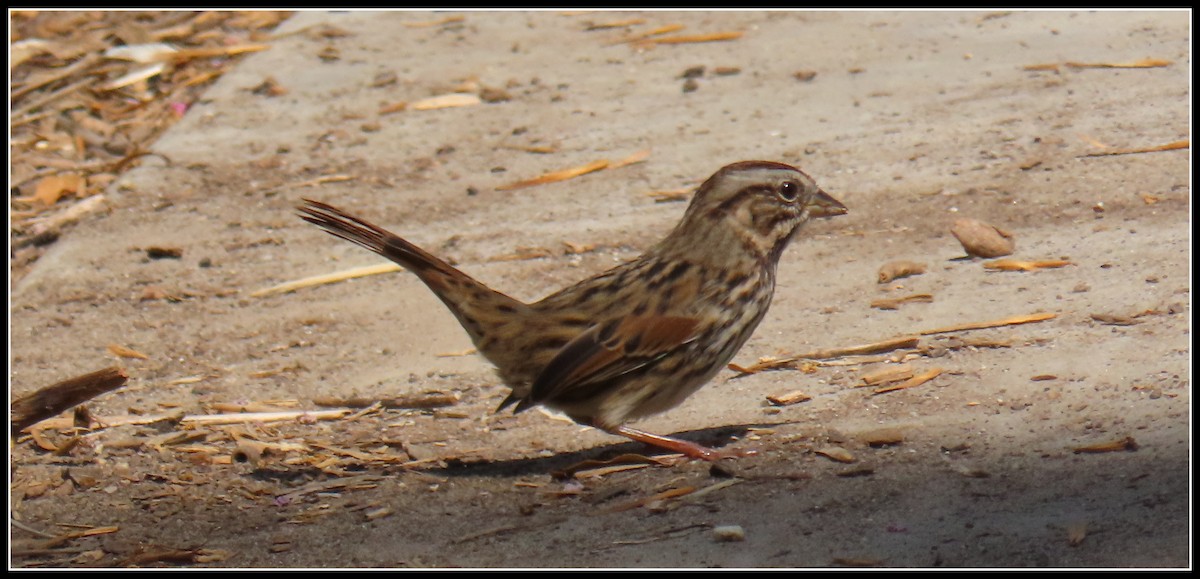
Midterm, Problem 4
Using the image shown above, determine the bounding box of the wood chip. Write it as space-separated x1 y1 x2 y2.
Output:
1079 139 1188 158
435 348 478 358
378 101 408 114
106 343 149 360
26 194 108 237
181 409 351 425
983 258 1072 272
877 260 926 283
873 367 943 394
1073 436 1138 454
765 390 812 406
496 159 609 191
611 24 686 45
730 335 921 375
870 293 933 311
11 367 128 434
408 93 482 111
609 148 652 169
644 31 743 45
858 427 905 447
1066 58 1172 69
171 44 270 63
584 18 647 30
402 15 465 28
1090 312 1141 326
98 63 166 91
145 246 183 259
1024 58 1172 72
251 262 403 297
920 312 1056 335
317 393 460 410
551 453 671 479
815 446 856 463
609 486 696 512
646 187 693 203
573 463 653 479
859 364 914 386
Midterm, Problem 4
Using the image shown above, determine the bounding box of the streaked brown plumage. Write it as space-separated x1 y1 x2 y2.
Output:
299 160 847 460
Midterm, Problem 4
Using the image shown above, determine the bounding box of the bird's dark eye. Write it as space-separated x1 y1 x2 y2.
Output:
778 181 800 202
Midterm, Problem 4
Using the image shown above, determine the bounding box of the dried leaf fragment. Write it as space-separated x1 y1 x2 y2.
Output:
19 174 86 206
951 218 1015 258
877 260 926 283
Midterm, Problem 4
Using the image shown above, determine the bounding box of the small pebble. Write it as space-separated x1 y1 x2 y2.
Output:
712 525 745 542
951 218 1015 258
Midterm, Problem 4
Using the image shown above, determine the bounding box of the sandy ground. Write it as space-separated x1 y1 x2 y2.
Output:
8 10 1192 569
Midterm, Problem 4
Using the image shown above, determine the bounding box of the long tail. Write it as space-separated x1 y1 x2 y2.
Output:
297 199 526 344
299 199 463 285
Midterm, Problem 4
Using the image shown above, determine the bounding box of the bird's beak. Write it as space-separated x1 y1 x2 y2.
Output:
809 189 848 219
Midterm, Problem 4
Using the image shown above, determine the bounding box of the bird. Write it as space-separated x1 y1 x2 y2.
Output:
299 160 847 460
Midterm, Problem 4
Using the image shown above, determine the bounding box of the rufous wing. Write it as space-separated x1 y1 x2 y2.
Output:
516 315 702 413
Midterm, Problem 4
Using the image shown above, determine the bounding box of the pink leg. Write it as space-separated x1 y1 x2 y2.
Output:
610 425 747 461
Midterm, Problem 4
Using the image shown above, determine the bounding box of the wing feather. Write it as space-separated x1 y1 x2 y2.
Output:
515 315 701 413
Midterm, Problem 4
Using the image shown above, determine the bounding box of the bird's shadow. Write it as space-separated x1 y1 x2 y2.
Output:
424 420 797 479
246 420 805 487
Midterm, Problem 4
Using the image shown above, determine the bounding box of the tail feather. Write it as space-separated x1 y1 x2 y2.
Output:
299 198 457 282
300 198 537 410
299 196 526 327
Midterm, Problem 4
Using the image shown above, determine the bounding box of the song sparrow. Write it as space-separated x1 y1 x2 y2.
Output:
299 160 847 460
